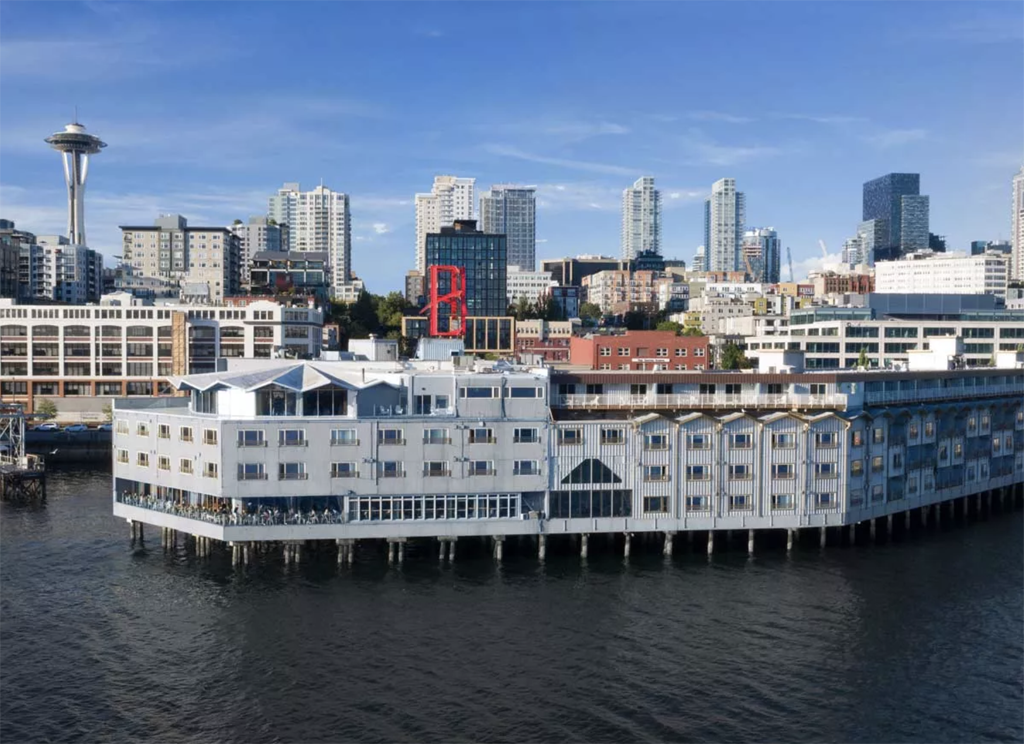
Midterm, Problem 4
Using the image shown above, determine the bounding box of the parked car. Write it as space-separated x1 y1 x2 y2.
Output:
63 424 89 433
95 423 113 432
33 422 60 432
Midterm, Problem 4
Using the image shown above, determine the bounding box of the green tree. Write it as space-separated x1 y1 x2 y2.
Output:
36 398 57 420
375 291 413 335
511 295 535 321
232 218 243 225
857 347 869 368
680 326 704 337
102 403 113 422
578 302 603 322
656 320 682 334
719 342 752 370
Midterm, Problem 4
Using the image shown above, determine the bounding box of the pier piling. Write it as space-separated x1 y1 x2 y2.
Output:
580 534 589 559
623 533 631 559
707 531 714 556
748 529 755 556
786 528 794 553
538 534 547 562
820 526 827 549
663 532 674 557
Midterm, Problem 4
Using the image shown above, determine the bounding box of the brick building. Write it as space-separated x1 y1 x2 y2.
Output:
568 330 711 371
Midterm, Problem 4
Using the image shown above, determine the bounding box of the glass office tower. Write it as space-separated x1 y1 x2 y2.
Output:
424 220 508 333
862 173 928 262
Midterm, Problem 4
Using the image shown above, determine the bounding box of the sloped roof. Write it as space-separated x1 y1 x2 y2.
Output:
170 362 399 393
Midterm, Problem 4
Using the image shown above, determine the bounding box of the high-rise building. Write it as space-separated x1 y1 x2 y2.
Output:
45 120 106 246
1012 166 1024 281
841 236 865 268
971 240 1012 256
740 228 781 283
480 185 537 270
17 236 104 304
230 216 288 286
621 176 661 260
856 219 886 266
691 246 706 273
119 215 241 303
424 220 507 331
704 178 745 272
862 173 930 262
414 176 475 273
268 183 352 297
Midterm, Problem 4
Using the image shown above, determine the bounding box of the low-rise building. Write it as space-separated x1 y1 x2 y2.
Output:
569 330 710 371
514 319 575 363
875 251 1008 298
506 265 555 304
249 251 331 303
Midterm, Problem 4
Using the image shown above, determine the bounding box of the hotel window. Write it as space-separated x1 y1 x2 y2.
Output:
729 464 751 480
871 485 884 501
871 456 883 472
136 423 149 437
694 348 706 357
618 364 630 370
330 462 356 478
1006 435 1014 451
815 463 836 477
179 458 193 474
600 363 612 370
423 428 450 445
644 434 669 451
685 495 708 511
772 432 796 449
765 383 782 395
993 437 1001 454
618 347 630 356
686 465 710 481
600 428 625 445
630 384 648 396
507 387 542 398
514 428 538 444
238 463 266 480
675 348 687 357
644 465 669 482
203 462 219 478
469 460 494 476
731 433 752 449
423 461 449 477
815 493 835 508
514 460 539 475
954 442 963 457
925 421 935 437
909 423 919 439
330 428 357 446
157 424 170 440
892 452 903 468
851 459 864 476
157 456 170 471
815 432 837 448
469 428 494 444
728 495 749 510
853 429 864 447
967 417 977 434
687 434 710 450
772 463 795 479
558 428 582 446
643 496 668 513
380 461 403 478
980 415 990 432
599 347 611 356
460 386 497 398
278 462 306 480
771 493 795 510
850 489 864 506
379 428 404 445
873 428 885 444
809 383 827 396
116 420 129 435
203 429 218 445
656 348 668 357
238 429 265 447
179 426 193 443
279 429 306 446
116 448 129 464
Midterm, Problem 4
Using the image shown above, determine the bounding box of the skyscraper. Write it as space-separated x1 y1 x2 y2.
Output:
741 228 781 283
480 185 537 270
230 216 288 285
1012 166 1024 281
704 178 745 272
268 183 353 298
414 175 475 273
45 120 106 246
424 220 507 331
862 173 930 261
621 176 661 259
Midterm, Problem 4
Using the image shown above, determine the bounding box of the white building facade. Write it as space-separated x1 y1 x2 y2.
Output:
875 251 1009 298
1012 166 1024 282
705 178 745 272
621 176 661 259
506 265 556 304
268 183 353 298
414 175 475 273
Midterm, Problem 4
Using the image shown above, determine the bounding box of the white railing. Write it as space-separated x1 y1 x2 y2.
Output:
555 393 847 410
864 384 1024 406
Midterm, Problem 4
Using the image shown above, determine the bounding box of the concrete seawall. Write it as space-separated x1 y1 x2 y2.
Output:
26 431 111 463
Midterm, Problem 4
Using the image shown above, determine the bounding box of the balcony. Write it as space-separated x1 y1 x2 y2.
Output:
555 392 848 411
864 383 1023 406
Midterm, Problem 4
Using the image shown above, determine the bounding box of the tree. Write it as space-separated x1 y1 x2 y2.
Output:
36 399 57 420
719 342 752 370
232 218 243 225
375 291 413 335
857 347 869 368
656 320 682 334
680 326 704 337
579 302 603 323
511 295 535 321
102 403 113 422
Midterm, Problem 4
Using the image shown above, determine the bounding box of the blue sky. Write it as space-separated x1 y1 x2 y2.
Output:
1 1 1021 290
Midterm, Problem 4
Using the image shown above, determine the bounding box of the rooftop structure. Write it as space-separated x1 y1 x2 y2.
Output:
45 120 106 246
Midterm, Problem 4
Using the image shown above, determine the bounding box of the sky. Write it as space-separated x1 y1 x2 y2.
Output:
1 1 1022 291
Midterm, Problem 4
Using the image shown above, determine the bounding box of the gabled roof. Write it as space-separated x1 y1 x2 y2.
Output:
632 413 665 427
720 412 758 425
170 362 399 394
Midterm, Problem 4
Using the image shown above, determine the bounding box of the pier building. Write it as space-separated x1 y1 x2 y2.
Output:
111 350 1024 562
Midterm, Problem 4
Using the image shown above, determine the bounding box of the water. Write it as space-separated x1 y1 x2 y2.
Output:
2 467 1022 744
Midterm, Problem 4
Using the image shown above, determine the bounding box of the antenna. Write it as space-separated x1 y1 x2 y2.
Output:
74 105 79 124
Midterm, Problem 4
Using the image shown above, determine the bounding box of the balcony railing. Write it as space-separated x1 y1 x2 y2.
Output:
864 383 1023 405
555 393 848 410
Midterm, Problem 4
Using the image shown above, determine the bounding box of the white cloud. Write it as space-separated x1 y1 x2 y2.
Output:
686 111 754 124
862 128 928 149
675 131 783 167
483 144 638 176
773 113 867 125
372 223 390 234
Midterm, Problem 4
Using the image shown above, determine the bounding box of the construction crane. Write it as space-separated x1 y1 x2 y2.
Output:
818 239 828 258
786 246 794 282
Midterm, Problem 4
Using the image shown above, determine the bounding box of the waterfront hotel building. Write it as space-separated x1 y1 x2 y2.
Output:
111 350 1024 554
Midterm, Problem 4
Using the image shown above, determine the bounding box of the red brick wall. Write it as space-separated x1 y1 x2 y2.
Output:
568 331 710 370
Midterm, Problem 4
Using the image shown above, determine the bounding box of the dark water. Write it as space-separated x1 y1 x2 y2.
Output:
2 467 1022 744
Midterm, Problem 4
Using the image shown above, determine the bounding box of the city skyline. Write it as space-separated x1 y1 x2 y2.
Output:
0 2 1021 294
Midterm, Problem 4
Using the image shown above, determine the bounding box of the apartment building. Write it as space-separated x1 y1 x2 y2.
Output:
506 265 555 304
230 217 288 285
0 294 322 414
569 330 710 371
414 175 475 273
514 319 575 363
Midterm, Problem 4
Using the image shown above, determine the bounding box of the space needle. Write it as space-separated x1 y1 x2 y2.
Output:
45 119 106 246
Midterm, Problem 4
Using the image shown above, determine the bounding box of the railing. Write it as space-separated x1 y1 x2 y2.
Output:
863 384 1024 406
116 493 348 525
555 393 848 410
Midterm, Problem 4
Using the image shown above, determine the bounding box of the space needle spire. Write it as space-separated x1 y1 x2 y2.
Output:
45 118 106 245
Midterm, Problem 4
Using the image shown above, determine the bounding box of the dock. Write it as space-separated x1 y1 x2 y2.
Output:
0 405 47 503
